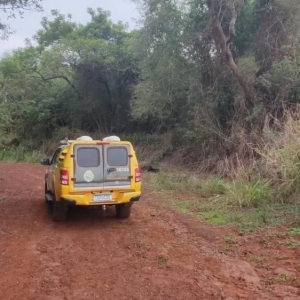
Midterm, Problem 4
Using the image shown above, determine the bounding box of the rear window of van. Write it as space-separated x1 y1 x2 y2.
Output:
77 147 100 167
107 147 128 166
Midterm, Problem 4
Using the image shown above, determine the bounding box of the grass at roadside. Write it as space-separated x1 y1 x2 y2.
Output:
0 147 43 163
143 166 300 232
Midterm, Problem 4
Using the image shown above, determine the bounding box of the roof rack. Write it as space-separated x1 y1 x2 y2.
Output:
59 135 122 145
60 139 75 145
60 135 94 145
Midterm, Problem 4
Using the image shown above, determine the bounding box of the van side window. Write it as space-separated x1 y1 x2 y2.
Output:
51 148 62 165
77 147 100 167
107 147 128 166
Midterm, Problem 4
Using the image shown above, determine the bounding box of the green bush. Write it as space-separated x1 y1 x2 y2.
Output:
0 146 43 163
215 178 272 208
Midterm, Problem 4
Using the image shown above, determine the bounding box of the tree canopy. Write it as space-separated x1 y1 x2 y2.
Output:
1 0 300 162
0 0 42 38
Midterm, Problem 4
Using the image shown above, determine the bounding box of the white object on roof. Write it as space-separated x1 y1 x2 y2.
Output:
76 136 93 141
103 136 121 142
60 138 74 145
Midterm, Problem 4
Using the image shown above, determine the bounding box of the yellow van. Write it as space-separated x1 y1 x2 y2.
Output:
41 136 141 221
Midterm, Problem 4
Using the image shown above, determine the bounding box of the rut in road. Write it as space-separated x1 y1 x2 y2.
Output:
0 163 287 300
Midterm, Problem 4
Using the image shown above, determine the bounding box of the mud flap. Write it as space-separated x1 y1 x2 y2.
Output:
52 200 68 221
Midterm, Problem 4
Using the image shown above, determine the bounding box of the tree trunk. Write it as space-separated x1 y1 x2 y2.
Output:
209 0 255 110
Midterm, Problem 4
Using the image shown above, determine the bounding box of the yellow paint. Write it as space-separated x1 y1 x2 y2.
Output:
45 140 141 206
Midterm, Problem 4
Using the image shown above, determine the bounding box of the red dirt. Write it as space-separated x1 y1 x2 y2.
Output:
0 163 299 300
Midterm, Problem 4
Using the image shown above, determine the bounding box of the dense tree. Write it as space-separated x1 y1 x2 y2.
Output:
1 1 300 164
129 0 300 158
0 8 139 148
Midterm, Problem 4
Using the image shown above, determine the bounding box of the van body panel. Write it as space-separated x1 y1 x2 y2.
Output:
73 144 104 189
45 140 141 206
60 191 141 206
103 144 131 188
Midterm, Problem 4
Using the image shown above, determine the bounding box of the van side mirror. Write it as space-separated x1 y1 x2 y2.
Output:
40 158 50 166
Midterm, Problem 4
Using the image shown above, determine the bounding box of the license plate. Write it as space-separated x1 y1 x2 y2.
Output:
93 194 112 202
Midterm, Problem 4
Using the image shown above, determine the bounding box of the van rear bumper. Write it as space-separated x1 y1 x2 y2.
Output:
59 192 141 206
130 196 140 203
60 198 76 206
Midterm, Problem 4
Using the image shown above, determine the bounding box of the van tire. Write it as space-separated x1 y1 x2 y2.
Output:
45 183 51 204
116 204 132 219
52 201 67 221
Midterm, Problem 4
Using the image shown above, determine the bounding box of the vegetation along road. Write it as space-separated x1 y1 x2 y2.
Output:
1 2 300 298
0 163 299 300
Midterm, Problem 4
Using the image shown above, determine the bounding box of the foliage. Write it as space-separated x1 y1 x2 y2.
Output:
0 0 42 39
1 0 300 170
1 1 300 229
0 9 140 149
0 146 42 163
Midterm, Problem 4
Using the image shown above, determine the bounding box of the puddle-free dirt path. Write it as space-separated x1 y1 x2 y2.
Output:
0 163 299 299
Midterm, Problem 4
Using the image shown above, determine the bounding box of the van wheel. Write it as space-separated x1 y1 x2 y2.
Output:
45 183 49 202
45 183 53 205
116 204 132 219
52 201 67 221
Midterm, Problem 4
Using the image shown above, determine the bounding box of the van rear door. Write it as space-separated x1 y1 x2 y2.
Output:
73 144 104 189
103 144 131 189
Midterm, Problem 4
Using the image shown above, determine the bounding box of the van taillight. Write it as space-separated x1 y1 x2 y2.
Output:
135 168 141 183
60 170 69 185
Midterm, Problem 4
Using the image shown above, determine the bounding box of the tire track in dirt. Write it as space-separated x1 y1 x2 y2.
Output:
0 163 296 299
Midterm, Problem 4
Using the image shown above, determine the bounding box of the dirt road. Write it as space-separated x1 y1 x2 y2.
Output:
0 163 299 300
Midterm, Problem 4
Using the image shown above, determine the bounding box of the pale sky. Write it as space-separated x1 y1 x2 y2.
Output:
0 0 139 55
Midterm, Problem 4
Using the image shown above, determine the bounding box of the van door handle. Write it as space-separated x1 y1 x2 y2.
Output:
107 168 117 173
